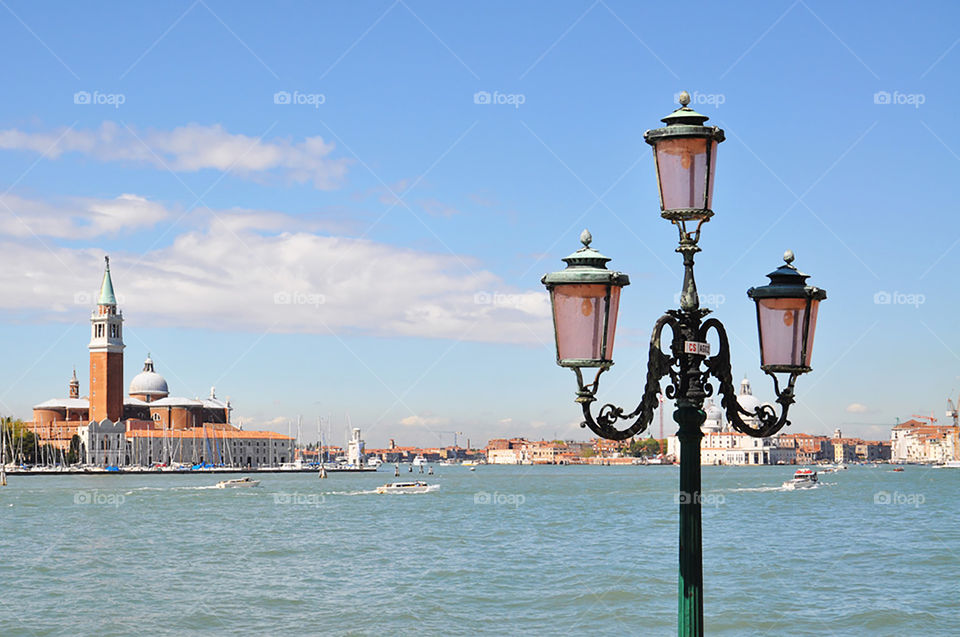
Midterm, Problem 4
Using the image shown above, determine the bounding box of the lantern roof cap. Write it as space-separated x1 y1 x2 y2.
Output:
644 91 725 144
542 229 630 287
660 91 710 126
561 229 612 267
748 250 827 300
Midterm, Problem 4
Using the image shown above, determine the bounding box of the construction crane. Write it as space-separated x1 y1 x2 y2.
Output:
947 395 960 426
436 431 464 448
911 413 938 424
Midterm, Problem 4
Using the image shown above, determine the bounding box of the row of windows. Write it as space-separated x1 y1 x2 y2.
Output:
92 323 121 339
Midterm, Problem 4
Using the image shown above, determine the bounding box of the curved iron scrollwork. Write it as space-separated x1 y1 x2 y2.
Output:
698 318 797 438
573 314 681 441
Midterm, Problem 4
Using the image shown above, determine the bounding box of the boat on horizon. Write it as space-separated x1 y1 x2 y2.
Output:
782 468 818 490
376 481 435 494
216 477 261 488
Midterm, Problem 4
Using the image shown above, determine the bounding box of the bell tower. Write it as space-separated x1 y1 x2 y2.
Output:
89 256 124 423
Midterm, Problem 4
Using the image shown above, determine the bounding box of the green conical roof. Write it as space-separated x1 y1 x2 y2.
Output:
98 256 117 306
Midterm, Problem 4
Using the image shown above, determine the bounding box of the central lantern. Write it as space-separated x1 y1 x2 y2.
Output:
643 91 725 223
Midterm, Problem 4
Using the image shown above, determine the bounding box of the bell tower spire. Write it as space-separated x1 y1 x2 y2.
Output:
89 256 124 423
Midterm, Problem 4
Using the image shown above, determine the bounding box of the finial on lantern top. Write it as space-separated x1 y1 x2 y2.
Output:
580 228 592 248
678 91 691 107
783 249 795 265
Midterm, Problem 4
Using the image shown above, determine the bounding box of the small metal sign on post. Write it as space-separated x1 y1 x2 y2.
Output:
684 341 711 356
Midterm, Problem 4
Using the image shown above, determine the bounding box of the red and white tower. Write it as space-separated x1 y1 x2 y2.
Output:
89 256 124 423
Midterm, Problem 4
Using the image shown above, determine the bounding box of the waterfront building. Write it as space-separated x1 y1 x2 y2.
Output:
666 377 796 465
890 419 958 463
26 257 293 467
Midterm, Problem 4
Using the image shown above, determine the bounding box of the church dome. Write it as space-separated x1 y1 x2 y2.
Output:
737 393 763 416
736 375 763 421
702 398 724 432
129 355 169 399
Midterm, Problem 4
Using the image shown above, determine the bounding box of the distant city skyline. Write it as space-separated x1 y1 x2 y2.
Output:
2 2 959 447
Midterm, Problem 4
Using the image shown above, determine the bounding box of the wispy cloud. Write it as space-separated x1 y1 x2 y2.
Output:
0 122 350 189
0 193 171 239
0 209 550 344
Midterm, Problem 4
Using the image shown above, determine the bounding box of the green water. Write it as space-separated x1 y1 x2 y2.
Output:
0 465 955 636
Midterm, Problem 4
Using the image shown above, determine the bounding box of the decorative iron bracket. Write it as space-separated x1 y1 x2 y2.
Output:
699 318 798 438
573 313 682 440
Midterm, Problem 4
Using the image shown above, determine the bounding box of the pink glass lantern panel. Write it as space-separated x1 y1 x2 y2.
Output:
757 298 820 367
655 137 716 211
551 284 621 363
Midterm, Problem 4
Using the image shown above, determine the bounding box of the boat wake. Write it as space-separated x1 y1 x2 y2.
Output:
122 485 223 495
724 486 785 493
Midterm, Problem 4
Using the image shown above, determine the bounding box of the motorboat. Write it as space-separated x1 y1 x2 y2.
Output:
782 468 818 490
412 455 428 467
893 467 905 472
376 481 434 494
216 477 261 488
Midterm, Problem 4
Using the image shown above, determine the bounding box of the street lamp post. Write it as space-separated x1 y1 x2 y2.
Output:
542 92 827 637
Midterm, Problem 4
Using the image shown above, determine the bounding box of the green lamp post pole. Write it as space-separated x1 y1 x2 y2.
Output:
542 92 827 637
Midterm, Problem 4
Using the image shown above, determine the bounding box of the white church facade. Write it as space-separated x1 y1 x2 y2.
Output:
666 377 797 466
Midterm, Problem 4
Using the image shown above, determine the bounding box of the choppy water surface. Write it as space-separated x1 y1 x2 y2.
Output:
0 465 956 636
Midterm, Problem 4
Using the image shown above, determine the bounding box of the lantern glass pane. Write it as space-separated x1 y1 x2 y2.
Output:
655 137 715 211
551 284 621 363
757 298 820 367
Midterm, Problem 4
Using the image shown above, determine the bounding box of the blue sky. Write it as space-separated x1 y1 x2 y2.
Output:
1 0 958 447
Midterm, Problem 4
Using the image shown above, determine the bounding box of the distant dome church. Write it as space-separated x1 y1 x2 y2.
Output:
20 257 306 472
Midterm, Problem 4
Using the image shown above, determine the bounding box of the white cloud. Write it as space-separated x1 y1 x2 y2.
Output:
0 193 170 239
0 122 349 189
845 403 870 414
0 206 551 344
399 415 450 428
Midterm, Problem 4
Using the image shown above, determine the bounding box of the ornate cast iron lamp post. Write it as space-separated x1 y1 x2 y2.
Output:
542 92 826 637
